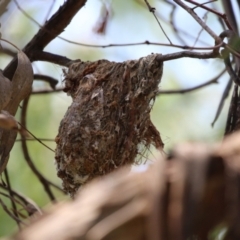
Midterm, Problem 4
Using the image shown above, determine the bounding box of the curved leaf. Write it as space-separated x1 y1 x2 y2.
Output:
0 50 33 173
0 70 12 110
7 51 33 114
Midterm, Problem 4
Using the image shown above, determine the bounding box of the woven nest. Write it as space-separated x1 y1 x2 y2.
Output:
55 54 164 196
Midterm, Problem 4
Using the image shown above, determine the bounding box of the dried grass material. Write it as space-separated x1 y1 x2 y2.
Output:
55 54 164 196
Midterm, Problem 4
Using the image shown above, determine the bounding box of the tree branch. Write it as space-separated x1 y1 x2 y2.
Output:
32 51 74 67
3 0 87 80
31 88 63 95
34 74 58 89
221 1 238 33
174 0 221 42
20 0 87 52
157 68 225 95
157 48 220 61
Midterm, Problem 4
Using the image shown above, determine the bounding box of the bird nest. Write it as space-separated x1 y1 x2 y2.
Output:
55 54 164 196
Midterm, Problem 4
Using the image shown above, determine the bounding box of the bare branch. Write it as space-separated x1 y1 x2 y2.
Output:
34 74 58 89
144 0 172 44
0 198 25 226
19 97 61 201
3 0 87 79
174 0 221 42
163 0 187 45
3 169 20 228
0 183 42 216
32 51 73 67
31 88 63 95
43 0 56 23
157 48 220 61
212 78 232 127
28 39 221 50
158 68 225 95
225 85 239 134
221 1 238 32
18 123 55 153
16 138 55 142
16 0 87 52
185 0 232 31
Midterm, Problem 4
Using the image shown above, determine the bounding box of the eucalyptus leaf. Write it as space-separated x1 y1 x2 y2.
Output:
0 70 12 111
0 110 18 130
7 50 33 114
0 50 33 174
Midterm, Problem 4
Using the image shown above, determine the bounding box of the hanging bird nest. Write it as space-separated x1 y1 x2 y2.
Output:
55 54 164 197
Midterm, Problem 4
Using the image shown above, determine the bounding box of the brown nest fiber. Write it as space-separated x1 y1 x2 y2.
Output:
55 54 164 196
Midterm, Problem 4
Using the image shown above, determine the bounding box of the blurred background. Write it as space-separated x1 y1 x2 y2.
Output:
0 0 231 236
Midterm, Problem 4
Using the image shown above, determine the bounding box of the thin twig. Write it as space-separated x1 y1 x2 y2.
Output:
34 74 58 89
127 0 211 47
192 12 208 48
185 0 232 30
4 0 87 78
223 3 238 32
157 68 225 95
43 0 56 23
144 0 172 44
0 183 42 216
190 0 217 11
0 198 26 225
212 78 232 127
163 0 187 45
0 191 37 218
31 88 63 94
225 84 238 135
0 191 25 209
18 123 55 153
33 40 222 50
157 46 221 61
20 97 58 201
174 0 221 42
16 138 55 142
4 169 21 228
29 42 225 73
32 50 73 67
3 0 224 54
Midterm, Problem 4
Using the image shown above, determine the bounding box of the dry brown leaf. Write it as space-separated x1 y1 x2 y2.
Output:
0 70 12 110
0 50 33 174
0 110 18 130
7 50 33 114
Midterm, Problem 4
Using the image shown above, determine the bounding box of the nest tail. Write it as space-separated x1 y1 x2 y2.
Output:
55 53 164 197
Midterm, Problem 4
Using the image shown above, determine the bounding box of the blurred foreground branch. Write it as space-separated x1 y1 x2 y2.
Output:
6 132 240 240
